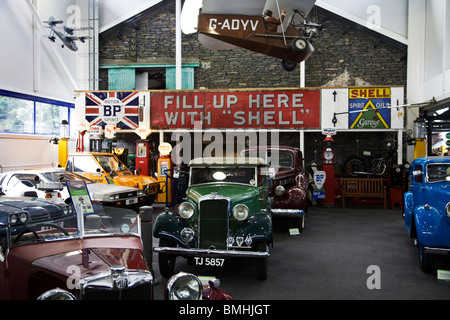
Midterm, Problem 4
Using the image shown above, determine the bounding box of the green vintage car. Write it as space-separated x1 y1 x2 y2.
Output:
153 157 273 280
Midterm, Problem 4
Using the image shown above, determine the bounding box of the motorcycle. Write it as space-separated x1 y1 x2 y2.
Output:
344 142 397 177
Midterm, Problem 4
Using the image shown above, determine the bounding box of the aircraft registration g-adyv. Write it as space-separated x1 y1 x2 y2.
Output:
44 16 92 52
181 0 331 71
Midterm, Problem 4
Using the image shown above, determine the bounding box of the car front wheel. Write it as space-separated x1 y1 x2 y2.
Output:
418 243 435 273
254 242 268 280
158 239 177 278
298 213 305 232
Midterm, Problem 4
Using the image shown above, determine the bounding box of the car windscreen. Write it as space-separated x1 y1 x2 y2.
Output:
93 155 128 173
3 203 140 247
427 163 450 183
190 166 257 186
242 150 292 167
49 171 94 184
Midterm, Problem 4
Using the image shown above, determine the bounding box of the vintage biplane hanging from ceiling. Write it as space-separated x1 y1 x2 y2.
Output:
191 0 330 71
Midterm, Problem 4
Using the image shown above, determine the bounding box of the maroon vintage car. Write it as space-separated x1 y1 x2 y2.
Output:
0 196 232 300
241 146 308 231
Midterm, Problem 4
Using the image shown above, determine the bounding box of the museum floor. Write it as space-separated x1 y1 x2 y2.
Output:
150 204 450 300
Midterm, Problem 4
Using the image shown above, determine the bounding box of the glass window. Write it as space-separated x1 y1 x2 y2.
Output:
414 165 423 183
0 96 34 134
427 163 450 183
36 102 68 135
73 156 102 173
190 166 257 186
266 151 292 167
0 90 73 136
93 155 127 173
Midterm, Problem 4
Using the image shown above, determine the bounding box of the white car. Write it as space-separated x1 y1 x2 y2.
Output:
0 170 148 209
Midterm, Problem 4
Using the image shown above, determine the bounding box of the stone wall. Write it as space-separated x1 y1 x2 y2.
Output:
99 1 407 90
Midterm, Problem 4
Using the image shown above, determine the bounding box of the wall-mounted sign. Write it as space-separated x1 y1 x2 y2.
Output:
78 119 90 133
322 128 336 136
105 124 116 138
150 89 320 129
85 91 139 130
348 88 391 129
135 124 152 139
90 125 102 135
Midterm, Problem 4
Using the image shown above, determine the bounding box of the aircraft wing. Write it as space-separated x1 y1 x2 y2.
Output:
202 0 267 15
66 36 92 41
43 16 64 25
201 0 316 16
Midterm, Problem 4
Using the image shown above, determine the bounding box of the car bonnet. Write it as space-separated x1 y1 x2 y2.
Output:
31 247 148 281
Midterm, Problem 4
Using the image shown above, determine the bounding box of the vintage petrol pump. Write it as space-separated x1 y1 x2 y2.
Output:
136 140 152 176
156 142 173 203
322 129 336 207
58 120 70 167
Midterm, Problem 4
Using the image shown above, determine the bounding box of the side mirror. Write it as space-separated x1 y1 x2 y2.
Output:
412 170 423 177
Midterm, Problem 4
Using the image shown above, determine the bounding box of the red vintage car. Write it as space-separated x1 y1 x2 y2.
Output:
241 146 308 231
0 196 232 300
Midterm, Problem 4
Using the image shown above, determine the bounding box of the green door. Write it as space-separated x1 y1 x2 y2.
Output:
108 68 136 90
166 67 194 89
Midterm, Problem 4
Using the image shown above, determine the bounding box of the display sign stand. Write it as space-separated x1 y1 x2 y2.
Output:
66 180 95 238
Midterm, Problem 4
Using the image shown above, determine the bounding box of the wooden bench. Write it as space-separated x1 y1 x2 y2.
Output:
341 177 387 209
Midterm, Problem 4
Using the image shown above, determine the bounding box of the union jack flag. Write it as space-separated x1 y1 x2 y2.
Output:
85 91 139 130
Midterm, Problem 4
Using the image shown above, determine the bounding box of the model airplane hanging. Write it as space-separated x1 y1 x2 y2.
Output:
190 0 330 71
44 16 92 51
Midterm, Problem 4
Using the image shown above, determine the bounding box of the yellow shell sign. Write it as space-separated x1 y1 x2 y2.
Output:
158 142 172 156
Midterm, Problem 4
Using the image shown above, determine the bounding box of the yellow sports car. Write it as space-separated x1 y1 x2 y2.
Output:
65 152 161 202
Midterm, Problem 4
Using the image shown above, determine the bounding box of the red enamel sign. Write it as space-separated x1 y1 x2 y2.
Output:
150 89 320 129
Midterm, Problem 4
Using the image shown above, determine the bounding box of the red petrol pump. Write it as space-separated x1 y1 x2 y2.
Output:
136 140 152 176
156 142 173 203
322 130 336 207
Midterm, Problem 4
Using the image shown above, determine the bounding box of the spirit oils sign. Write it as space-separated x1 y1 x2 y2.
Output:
150 89 320 129
348 88 391 129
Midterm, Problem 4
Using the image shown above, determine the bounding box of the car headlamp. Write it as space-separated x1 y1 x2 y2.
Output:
446 202 450 218
9 214 18 225
19 212 28 223
37 288 77 300
275 185 285 196
179 202 194 219
165 272 203 300
233 204 249 221
63 206 70 215
180 228 195 243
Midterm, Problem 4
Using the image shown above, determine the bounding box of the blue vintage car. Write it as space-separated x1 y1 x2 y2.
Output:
404 156 450 272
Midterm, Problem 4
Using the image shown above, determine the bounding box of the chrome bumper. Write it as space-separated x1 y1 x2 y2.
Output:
271 208 304 218
423 246 450 256
153 246 269 258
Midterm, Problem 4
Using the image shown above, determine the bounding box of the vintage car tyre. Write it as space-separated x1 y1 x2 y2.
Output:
418 244 435 273
281 60 297 72
292 37 308 53
253 242 268 280
158 239 177 278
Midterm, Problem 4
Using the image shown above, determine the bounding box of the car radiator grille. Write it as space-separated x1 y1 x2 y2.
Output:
117 191 139 199
29 209 66 223
83 282 153 300
199 199 229 250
